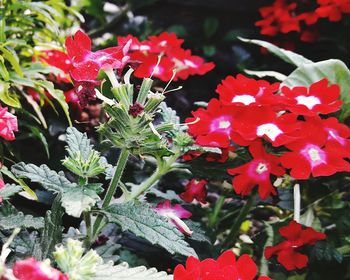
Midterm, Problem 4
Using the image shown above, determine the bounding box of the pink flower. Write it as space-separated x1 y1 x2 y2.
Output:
155 200 192 235
227 141 285 199
0 106 18 141
0 178 5 203
12 258 68 280
65 30 130 82
180 179 207 203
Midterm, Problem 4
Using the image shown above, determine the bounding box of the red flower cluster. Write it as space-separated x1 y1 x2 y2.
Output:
118 32 215 81
265 220 326 270
12 258 67 280
174 250 270 280
0 106 18 141
186 74 350 199
256 0 350 42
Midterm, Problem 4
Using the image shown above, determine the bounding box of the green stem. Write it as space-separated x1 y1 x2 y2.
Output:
83 211 92 247
222 193 256 249
208 195 225 228
126 150 180 201
92 148 130 240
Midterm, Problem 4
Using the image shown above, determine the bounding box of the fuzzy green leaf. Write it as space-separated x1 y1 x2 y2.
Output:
103 201 197 257
0 184 22 200
0 212 44 230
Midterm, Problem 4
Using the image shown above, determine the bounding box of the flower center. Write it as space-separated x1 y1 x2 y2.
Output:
256 123 283 141
296 95 321 109
256 162 268 174
209 116 232 135
219 120 230 129
300 144 327 168
232 94 256 105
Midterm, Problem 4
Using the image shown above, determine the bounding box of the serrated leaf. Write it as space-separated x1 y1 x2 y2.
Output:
94 261 172 280
183 145 222 155
40 195 64 260
239 37 313 67
11 162 77 193
0 184 22 200
281 59 350 120
61 187 100 217
65 127 93 161
159 102 180 125
0 212 44 230
103 201 197 257
244 69 287 81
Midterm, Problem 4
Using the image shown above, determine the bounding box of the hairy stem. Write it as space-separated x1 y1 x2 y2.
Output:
222 193 256 249
92 148 130 240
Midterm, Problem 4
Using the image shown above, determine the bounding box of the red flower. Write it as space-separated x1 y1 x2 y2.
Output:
73 80 100 108
0 106 18 141
132 52 175 81
155 200 192 235
227 141 285 199
256 0 301 36
265 220 326 270
38 50 72 83
316 0 350 21
281 79 342 116
13 258 68 280
148 32 184 53
186 99 241 148
174 250 270 280
232 106 301 147
180 179 207 203
65 30 130 82
280 122 350 179
215 74 280 107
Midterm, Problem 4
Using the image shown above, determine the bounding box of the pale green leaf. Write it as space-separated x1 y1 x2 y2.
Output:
0 80 21 108
244 69 287 81
239 37 313 67
0 212 44 230
0 184 22 200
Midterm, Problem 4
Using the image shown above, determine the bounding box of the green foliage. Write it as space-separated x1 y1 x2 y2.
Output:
0 184 22 200
63 127 106 178
102 201 197 256
238 37 313 66
11 163 100 217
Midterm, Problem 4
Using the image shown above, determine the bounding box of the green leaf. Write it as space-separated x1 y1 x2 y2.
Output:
282 59 350 120
0 212 44 230
11 163 77 193
103 201 197 257
0 46 23 76
238 37 313 67
11 163 99 217
61 187 100 218
94 261 172 280
244 69 287 81
203 17 219 38
0 55 10 80
311 240 343 263
34 80 72 126
159 102 180 125
39 195 64 260
63 127 106 177
183 145 222 155
0 184 22 200
0 80 21 108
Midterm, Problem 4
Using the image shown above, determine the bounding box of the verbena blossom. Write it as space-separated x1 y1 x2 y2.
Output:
265 220 326 270
280 123 350 179
65 30 130 82
0 106 18 141
280 79 342 116
155 200 193 235
316 0 350 21
118 32 215 81
173 250 271 280
227 141 285 199
12 258 68 280
186 99 241 148
0 179 5 203
179 179 207 203
215 74 280 106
